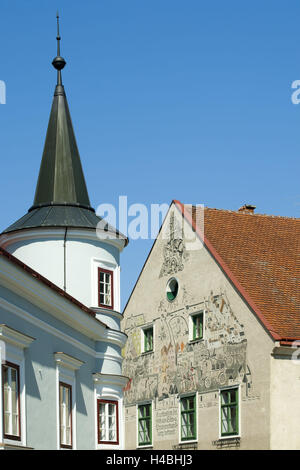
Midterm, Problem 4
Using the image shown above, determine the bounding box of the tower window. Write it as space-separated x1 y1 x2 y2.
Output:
98 400 119 445
98 268 114 309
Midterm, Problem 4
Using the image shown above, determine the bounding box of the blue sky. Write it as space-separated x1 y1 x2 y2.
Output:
0 0 299 308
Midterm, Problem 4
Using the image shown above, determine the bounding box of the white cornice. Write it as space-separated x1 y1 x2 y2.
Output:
0 324 35 349
0 297 96 357
102 329 127 348
93 372 129 388
92 307 123 321
96 351 123 364
54 352 84 371
0 227 126 252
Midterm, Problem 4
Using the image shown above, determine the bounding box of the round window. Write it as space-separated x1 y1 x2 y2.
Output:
166 278 179 302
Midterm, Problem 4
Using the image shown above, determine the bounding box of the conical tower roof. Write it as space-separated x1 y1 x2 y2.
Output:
3 15 126 243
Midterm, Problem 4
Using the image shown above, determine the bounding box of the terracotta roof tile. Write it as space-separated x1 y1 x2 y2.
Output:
179 203 300 340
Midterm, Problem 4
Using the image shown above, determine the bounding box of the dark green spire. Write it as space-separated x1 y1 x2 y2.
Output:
2 13 108 234
31 13 91 210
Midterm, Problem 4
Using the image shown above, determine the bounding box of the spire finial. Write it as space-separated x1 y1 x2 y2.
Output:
52 11 66 85
56 11 61 56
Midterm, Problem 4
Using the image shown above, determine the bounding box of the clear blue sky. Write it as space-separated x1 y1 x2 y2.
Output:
0 0 299 308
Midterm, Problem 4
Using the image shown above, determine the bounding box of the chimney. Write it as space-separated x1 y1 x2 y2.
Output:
238 204 256 214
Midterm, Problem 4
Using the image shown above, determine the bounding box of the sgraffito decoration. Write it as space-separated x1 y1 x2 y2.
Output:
123 292 253 409
159 212 188 278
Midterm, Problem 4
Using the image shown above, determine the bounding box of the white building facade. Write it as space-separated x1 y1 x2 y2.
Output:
0 19 128 450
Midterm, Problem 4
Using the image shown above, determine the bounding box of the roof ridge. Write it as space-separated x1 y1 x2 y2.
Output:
200 206 300 220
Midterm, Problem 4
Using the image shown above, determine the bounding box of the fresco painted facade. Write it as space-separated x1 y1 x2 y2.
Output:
122 203 297 450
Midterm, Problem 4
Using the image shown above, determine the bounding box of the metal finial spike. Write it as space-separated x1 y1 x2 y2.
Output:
56 12 61 56
52 12 66 85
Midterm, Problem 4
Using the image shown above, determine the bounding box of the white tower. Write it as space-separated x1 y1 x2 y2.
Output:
0 18 127 327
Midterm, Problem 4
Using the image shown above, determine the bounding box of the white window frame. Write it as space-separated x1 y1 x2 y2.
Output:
54 352 84 450
91 259 119 312
93 373 124 450
97 399 119 444
189 310 205 342
141 324 154 354
0 325 35 448
218 384 241 440
59 381 73 448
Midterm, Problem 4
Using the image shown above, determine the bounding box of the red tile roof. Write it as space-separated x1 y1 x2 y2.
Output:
175 201 300 341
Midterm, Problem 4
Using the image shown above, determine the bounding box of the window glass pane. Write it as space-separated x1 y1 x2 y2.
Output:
3 365 20 437
99 404 106 441
60 384 72 446
221 391 229 405
230 389 237 403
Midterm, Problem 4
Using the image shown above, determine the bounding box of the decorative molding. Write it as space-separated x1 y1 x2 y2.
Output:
0 324 35 349
93 372 129 389
212 437 241 448
103 329 127 349
159 212 188 278
93 307 123 320
54 352 84 371
0 227 126 252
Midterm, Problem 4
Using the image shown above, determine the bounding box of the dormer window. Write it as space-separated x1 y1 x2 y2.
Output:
98 268 114 310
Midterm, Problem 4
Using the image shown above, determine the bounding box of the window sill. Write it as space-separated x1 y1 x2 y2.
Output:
137 445 153 450
212 436 241 448
179 439 198 445
173 441 198 450
188 338 204 344
0 442 33 450
141 351 154 356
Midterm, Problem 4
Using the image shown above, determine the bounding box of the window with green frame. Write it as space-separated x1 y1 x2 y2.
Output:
220 388 239 436
138 403 152 446
192 313 203 341
143 327 153 353
180 395 196 441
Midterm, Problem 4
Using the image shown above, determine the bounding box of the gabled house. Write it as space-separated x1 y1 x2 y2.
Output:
122 200 300 450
